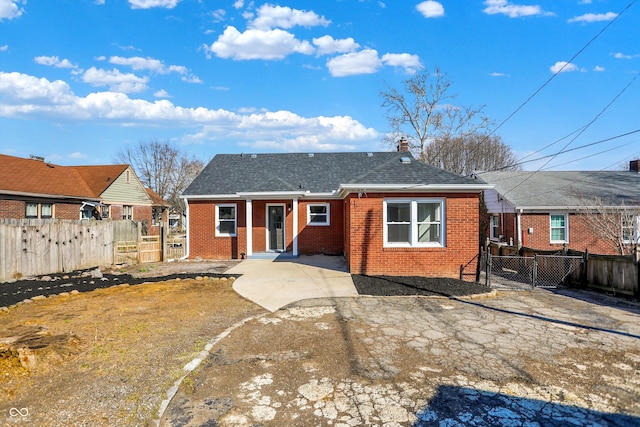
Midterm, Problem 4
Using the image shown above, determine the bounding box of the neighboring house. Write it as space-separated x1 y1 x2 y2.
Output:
181 150 491 277
476 161 640 255
0 154 168 233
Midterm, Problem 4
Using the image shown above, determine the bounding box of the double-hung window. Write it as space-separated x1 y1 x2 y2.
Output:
490 215 500 240
550 214 568 243
384 199 445 247
622 214 640 244
40 203 53 219
216 204 237 236
307 203 330 226
25 203 38 218
122 205 133 220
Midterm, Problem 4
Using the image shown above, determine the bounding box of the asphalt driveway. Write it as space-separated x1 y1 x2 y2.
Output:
159 287 640 426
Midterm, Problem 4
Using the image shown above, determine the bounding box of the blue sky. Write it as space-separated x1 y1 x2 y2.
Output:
0 0 638 171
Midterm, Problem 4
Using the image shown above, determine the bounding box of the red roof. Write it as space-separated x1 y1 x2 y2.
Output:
0 154 126 200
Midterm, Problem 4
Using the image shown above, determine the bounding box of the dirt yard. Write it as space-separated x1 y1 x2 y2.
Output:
0 261 264 427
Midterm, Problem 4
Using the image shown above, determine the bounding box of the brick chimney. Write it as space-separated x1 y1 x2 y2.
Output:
631 160 640 173
397 138 409 152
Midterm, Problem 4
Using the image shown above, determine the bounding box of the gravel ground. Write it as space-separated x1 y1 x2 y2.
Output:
352 274 490 297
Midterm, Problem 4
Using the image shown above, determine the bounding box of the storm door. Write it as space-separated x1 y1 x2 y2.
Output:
267 205 285 252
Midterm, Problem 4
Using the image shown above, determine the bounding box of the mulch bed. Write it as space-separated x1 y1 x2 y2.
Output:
352 275 491 297
0 269 238 308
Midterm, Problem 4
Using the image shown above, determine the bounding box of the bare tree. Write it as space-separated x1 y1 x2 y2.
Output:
380 68 519 174
115 140 205 215
424 134 519 176
576 195 640 255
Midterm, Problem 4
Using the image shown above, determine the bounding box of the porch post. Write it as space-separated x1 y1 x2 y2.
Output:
246 199 253 257
292 198 299 256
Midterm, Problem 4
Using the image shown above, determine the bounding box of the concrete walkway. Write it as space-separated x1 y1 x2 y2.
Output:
228 255 359 311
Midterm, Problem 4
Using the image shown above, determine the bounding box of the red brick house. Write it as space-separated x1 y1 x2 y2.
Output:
0 154 168 234
476 162 640 255
181 151 490 277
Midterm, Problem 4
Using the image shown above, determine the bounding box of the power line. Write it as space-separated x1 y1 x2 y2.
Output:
488 0 637 137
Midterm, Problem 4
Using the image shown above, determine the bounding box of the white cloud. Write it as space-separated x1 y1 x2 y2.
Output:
381 53 422 74
233 0 243 9
95 0 105 4
128 0 180 9
549 61 579 74
312 35 360 56
154 89 171 98
416 1 445 18
483 0 550 18
0 45 8 51
613 52 636 60
205 26 314 60
0 0 24 20
82 67 149 93
490 72 510 77
109 56 183 74
210 9 226 22
68 151 88 159
593 66 605 72
34 56 78 69
249 5 330 31
327 49 382 77
0 71 378 151
568 12 617 23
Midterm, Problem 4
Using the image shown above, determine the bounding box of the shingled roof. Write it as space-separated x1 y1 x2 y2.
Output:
1 154 129 200
183 152 484 197
477 170 640 208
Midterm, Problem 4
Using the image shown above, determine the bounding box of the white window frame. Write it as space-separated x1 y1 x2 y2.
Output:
25 202 39 218
622 214 640 244
216 203 237 237
490 215 500 240
307 203 330 226
383 198 446 248
122 205 133 220
550 213 568 244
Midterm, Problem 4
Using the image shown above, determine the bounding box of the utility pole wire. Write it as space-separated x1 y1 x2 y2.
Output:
488 0 636 137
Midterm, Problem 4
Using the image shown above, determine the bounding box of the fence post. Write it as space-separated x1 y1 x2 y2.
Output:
582 249 589 288
532 254 538 287
634 245 640 300
486 253 492 287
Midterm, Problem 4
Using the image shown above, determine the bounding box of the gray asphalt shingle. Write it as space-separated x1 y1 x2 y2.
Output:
183 152 477 196
477 170 640 208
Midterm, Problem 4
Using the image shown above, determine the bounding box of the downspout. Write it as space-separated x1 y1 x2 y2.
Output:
181 198 190 260
516 208 523 249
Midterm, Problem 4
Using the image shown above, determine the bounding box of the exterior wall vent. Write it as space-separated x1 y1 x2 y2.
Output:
400 156 411 164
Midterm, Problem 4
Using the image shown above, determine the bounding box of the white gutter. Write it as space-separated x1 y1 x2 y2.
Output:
516 208 522 248
181 198 190 260
336 183 493 198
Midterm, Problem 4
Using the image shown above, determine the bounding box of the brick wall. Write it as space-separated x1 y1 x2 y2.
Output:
0 200 83 219
521 213 619 254
297 200 344 255
188 200 246 259
346 192 480 277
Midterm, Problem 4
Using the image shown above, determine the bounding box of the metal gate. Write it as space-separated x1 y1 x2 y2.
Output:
483 253 583 289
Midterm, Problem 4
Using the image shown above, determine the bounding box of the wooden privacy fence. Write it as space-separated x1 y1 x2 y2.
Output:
0 219 182 282
0 218 116 282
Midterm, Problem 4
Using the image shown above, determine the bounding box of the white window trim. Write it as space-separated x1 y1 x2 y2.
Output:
383 198 446 248
550 213 569 244
307 203 330 226
216 203 237 237
490 215 500 240
622 215 640 244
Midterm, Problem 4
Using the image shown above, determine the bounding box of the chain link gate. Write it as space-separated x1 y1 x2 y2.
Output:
483 252 584 289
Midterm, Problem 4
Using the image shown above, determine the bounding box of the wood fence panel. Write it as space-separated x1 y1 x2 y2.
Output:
0 219 129 282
